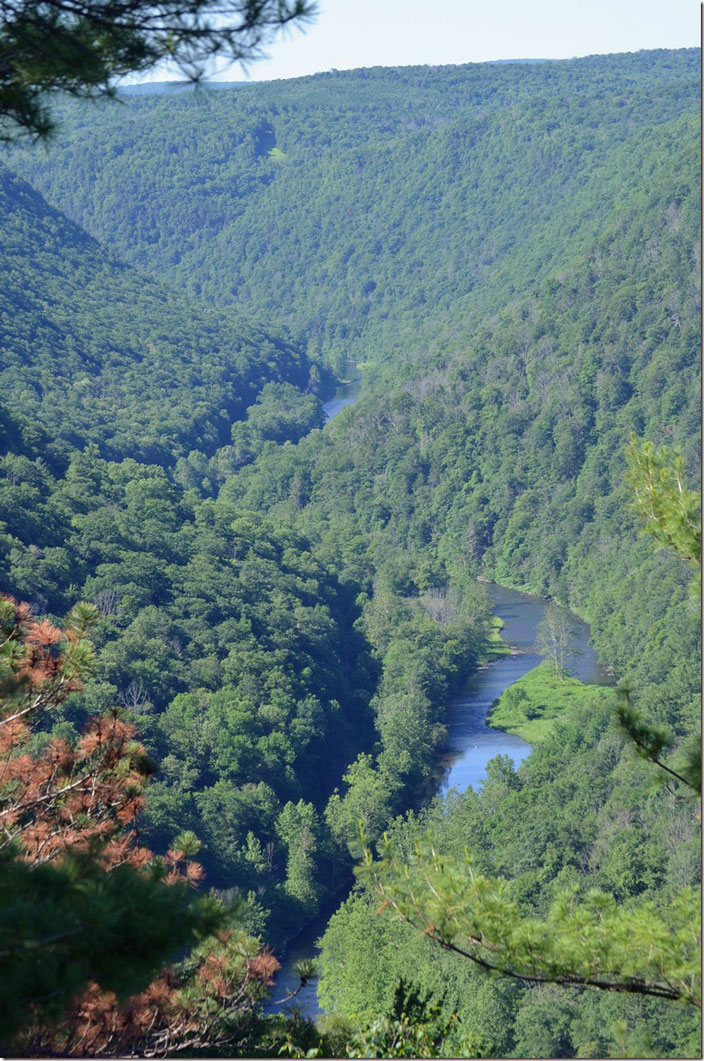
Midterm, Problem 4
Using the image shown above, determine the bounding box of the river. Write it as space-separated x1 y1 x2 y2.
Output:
267 581 610 1019
438 582 610 793
263 375 362 1018
321 375 362 423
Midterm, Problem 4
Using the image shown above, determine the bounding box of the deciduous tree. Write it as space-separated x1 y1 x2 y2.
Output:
360 442 702 1014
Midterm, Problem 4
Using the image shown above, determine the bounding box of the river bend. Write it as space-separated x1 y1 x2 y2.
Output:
269 581 609 1018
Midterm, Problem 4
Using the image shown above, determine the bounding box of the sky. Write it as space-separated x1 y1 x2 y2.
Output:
134 0 699 84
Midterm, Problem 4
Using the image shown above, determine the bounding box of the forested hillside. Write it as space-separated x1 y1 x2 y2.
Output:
0 163 316 463
0 48 700 1057
7 50 698 378
0 165 491 949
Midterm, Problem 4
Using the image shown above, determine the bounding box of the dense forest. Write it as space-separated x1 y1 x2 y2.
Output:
0 48 700 1057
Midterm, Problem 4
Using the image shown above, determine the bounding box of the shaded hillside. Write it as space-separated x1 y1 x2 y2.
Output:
0 164 313 464
212 100 699 705
0 170 487 944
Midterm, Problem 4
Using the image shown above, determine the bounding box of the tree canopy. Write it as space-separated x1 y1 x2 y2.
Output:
0 48 699 1057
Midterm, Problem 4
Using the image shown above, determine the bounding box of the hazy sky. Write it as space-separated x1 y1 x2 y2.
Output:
135 0 699 84
241 0 699 80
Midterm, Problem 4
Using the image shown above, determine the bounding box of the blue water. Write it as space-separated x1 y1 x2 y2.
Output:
438 583 609 794
322 377 362 423
268 582 610 1018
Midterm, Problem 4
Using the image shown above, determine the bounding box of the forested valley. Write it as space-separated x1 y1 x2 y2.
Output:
0 48 700 1057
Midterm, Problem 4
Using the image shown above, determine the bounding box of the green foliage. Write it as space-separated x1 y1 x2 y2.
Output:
319 686 701 1052
0 0 313 140
322 437 701 1050
0 164 315 466
0 48 700 1056
364 835 701 1006
276 800 323 916
325 754 402 853
615 681 701 794
535 603 583 681
487 660 608 744
342 980 469 1058
0 850 221 1044
245 383 324 446
626 435 701 580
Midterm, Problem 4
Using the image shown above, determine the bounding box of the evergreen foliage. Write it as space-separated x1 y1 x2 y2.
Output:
0 595 283 1056
0 48 699 1056
0 0 313 140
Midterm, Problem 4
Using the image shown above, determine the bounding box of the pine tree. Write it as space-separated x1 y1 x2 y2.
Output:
0 594 279 1056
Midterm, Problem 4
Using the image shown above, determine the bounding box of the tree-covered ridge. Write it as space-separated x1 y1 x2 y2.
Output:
0 47 699 1055
0 433 366 911
0 390 491 946
0 166 492 943
212 114 699 701
0 163 317 464
4 50 698 377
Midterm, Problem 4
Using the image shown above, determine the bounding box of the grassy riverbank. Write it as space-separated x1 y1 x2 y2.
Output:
487 660 611 743
479 616 512 665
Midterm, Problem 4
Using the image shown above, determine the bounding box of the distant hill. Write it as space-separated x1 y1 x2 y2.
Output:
117 57 552 96
118 80 249 95
6 50 698 381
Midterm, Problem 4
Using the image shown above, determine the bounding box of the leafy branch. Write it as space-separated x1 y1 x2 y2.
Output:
361 835 702 1008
